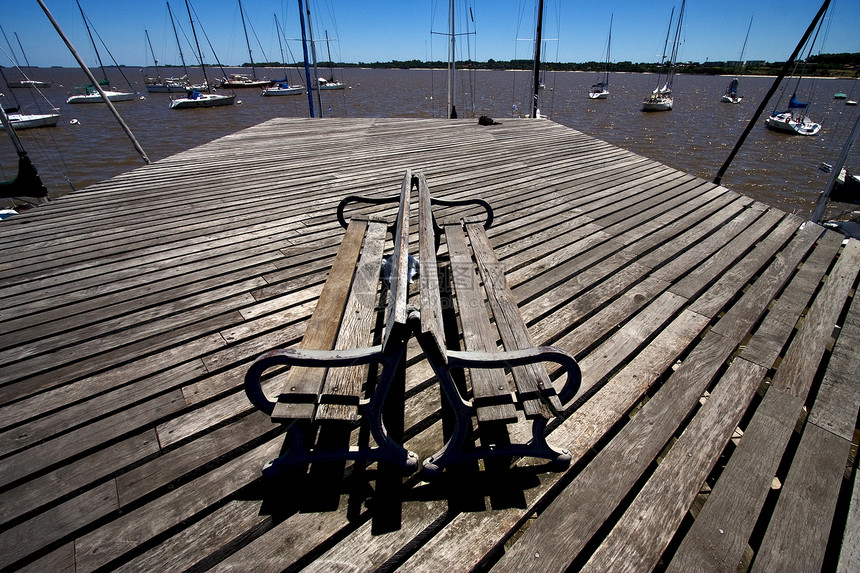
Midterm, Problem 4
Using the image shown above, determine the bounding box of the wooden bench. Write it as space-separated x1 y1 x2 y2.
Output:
244 170 581 477
244 172 419 475
409 171 582 476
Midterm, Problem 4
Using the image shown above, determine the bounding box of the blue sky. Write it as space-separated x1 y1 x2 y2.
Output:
1 1 858 69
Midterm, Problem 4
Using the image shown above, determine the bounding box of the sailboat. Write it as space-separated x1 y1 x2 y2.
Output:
220 0 271 89
3 31 52 88
144 5 206 94
66 1 135 103
314 31 345 90
765 15 822 135
1 92 59 130
170 0 235 109
642 0 685 112
588 15 612 100
721 17 752 104
262 13 304 96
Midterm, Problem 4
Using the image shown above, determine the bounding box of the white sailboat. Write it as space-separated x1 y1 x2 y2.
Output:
66 0 135 104
764 32 822 135
262 13 304 97
143 5 206 94
721 17 752 104
588 15 612 100
220 0 271 89
642 0 685 112
170 0 235 109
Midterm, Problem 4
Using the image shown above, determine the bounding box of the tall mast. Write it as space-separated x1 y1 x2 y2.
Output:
76 0 108 83
184 0 210 92
605 14 612 85
297 0 315 117
531 0 544 118
145 29 160 80
304 0 323 116
167 2 189 78
237 0 257 80
447 0 456 118
667 0 685 90
325 30 335 82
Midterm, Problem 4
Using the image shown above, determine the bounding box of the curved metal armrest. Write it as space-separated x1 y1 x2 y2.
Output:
430 196 494 229
336 194 402 229
244 345 386 415
446 345 581 404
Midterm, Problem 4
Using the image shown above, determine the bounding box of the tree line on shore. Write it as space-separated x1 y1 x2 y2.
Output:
248 52 858 77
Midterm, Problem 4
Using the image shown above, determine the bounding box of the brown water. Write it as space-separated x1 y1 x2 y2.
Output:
2 67 859 217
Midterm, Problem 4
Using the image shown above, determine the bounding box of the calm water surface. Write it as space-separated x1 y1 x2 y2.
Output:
2 67 859 218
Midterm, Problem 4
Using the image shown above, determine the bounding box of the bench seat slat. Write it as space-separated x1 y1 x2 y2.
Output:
316 220 388 422
418 176 445 354
272 218 368 422
466 222 561 417
445 222 519 423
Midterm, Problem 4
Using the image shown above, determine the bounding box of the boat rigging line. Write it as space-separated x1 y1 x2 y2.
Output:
713 0 830 185
36 0 151 165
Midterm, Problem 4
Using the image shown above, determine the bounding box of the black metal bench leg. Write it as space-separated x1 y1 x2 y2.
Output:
525 416 572 470
421 368 475 477
359 345 419 473
262 420 312 477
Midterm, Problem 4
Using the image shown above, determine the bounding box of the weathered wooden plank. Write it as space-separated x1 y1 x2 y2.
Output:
271 218 368 421
839 461 860 573
751 424 850 573
445 222 519 422
316 220 387 421
583 358 767 572
0 481 118 570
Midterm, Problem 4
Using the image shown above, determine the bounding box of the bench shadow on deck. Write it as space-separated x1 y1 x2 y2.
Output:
0 117 858 572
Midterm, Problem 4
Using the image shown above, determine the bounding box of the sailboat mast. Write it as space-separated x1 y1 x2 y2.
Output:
237 0 257 80
325 30 335 82
531 0 544 118
304 0 323 115
667 0 685 89
167 2 189 77
14 33 31 68
605 14 613 85
447 0 456 118
145 29 160 80
76 0 109 83
184 0 210 92
297 0 315 117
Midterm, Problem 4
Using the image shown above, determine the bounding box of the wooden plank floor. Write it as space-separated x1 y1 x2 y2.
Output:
0 117 858 572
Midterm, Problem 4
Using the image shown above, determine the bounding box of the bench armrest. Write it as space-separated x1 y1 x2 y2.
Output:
244 345 386 415
337 194 402 229
430 197 494 229
446 345 581 405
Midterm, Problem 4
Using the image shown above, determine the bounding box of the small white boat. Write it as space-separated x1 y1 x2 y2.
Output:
721 78 743 104
220 74 271 89
8 80 53 89
66 89 135 104
4 111 60 130
643 87 673 111
641 1 684 113
765 112 821 136
315 77 345 90
588 83 609 100
262 83 303 96
170 91 235 109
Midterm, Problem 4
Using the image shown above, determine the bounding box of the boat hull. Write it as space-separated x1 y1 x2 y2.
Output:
721 94 742 104
262 86 303 96
9 80 53 88
588 90 609 99
642 97 673 111
4 112 60 130
170 93 236 109
66 91 135 104
765 113 821 136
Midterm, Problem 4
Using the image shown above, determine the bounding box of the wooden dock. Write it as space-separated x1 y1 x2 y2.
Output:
0 117 858 572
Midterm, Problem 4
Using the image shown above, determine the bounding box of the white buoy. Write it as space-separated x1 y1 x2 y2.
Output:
70 118 80 124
